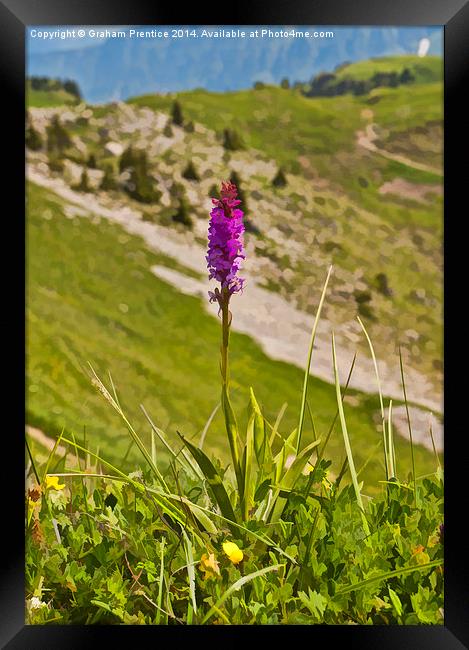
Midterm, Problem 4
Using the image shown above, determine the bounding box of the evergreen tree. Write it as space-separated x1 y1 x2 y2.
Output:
46 115 72 154
73 169 91 192
280 77 290 89
163 122 173 138
272 167 287 188
25 117 43 151
171 100 184 126
208 184 220 199
229 170 247 211
87 153 97 169
182 160 200 181
119 146 160 203
100 164 117 191
172 196 193 228
223 128 244 151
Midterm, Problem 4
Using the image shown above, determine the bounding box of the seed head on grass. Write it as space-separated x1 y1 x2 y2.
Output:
206 180 245 309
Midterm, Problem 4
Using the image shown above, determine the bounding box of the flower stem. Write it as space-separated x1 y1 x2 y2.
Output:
220 293 242 489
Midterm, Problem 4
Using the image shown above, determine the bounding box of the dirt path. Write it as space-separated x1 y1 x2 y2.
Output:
357 123 442 177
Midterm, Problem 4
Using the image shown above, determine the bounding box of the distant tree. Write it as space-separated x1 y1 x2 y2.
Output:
47 153 64 173
100 164 117 191
119 146 160 203
63 79 82 99
223 128 244 151
182 160 200 181
208 184 220 199
119 145 135 173
280 77 290 89
272 167 287 188
163 122 173 137
253 81 266 90
25 115 43 151
400 67 415 84
375 272 393 297
73 169 91 192
172 196 193 228
184 121 195 133
87 153 97 168
171 100 184 126
46 115 72 153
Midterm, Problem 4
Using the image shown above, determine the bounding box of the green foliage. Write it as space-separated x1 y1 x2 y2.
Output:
280 78 290 89
26 114 43 151
100 164 118 191
46 115 72 154
223 128 244 151
119 146 161 204
87 153 98 169
25 418 443 625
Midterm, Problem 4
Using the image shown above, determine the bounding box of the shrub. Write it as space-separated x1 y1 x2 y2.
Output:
222 128 244 151
100 164 117 191
47 154 64 173
86 153 97 169
72 169 91 192
119 146 161 204
171 197 193 228
272 167 287 188
46 115 72 154
163 122 173 138
26 122 43 151
184 121 195 133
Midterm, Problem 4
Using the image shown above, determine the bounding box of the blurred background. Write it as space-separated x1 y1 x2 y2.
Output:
25 26 443 492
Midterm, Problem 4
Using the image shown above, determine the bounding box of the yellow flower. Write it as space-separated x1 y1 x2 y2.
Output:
45 475 65 490
222 541 243 565
199 552 221 580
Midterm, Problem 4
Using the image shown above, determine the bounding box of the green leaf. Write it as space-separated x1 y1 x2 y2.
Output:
200 564 282 624
241 413 254 520
250 388 271 469
269 438 321 523
177 431 238 526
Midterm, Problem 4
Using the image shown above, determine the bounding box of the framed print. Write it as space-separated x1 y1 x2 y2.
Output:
1 0 468 646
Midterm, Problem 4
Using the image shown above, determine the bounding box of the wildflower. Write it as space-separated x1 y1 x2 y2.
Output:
222 541 243 565
29 596 47 610
199 552 221 580
45 475 65 490
206 180 245 308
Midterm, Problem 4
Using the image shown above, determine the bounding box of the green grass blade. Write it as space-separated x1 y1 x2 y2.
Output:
296 265 333 454
199 401 220 450
268 402 288 448
156 538 165 624
177 431 238 525
399 346 417 505
42 427 65 485
268 438 321 523
336 559 443 596
332 332 370 537
200 564 282 624
388 400 396 479
242 413 255 521
181 530 197 615
357 315 389 481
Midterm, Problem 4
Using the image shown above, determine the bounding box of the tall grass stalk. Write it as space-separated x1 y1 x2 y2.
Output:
296 265 333 454
332 332 370 537
357 316 389 482
399 347 417 505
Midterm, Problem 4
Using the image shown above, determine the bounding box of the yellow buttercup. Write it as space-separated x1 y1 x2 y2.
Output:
222 541 243 564
45 475 65 490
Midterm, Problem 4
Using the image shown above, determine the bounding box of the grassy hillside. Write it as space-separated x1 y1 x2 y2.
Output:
27 81 79 108
333 55 442 84
26 181 438 492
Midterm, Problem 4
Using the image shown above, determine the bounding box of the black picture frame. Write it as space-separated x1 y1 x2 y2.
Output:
1 0 467 646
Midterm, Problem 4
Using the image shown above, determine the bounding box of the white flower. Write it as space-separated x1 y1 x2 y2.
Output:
29 596 47 610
